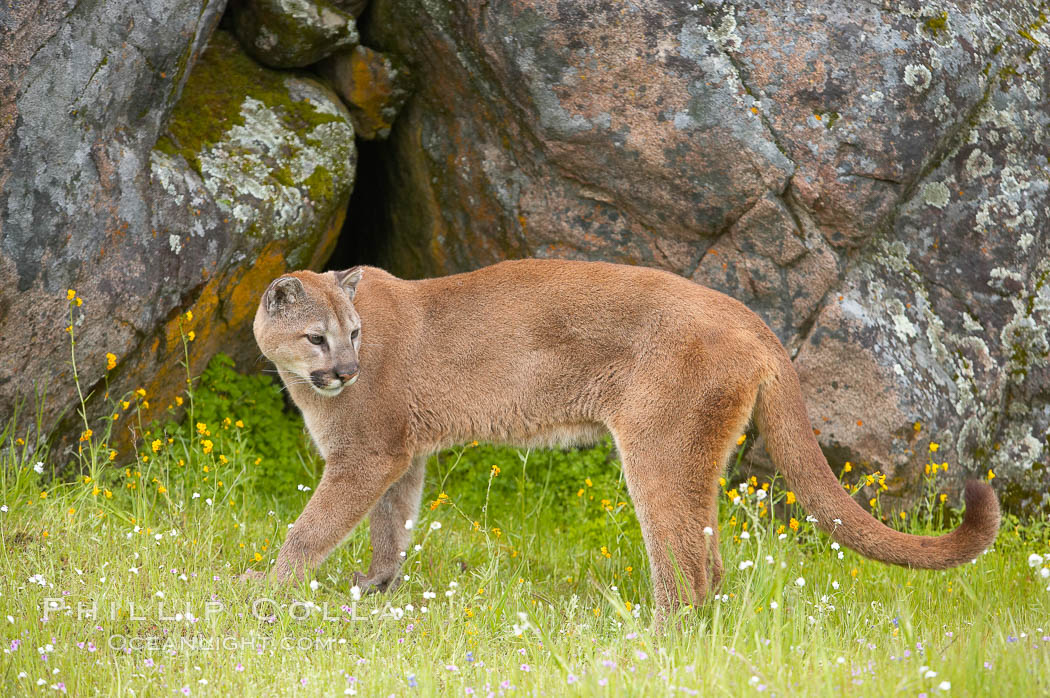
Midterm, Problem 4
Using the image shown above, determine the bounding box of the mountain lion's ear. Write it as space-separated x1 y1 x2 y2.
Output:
334 267 363 301
265 276 304 315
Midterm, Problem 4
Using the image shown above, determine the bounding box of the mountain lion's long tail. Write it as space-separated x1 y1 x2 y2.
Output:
753 355 999 568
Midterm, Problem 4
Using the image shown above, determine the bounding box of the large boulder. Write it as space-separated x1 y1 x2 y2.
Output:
0 11 356 455
364 0 1049 512
141 31 357 430
0 0 229 444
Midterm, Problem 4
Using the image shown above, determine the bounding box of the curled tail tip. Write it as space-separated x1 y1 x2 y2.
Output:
962 479 1000 549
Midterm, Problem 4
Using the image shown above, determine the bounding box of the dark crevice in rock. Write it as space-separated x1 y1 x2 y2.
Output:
324 137 390 272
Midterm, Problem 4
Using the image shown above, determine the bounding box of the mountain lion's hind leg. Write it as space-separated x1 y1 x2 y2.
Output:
615 434 720 616
354 456 426 593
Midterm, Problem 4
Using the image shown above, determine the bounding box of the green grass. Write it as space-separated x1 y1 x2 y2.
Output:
2 305 1049 696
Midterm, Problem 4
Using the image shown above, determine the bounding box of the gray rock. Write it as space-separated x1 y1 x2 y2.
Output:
230 0 359 69
0 0 228 446
363 0 1049 512
0 17 356 455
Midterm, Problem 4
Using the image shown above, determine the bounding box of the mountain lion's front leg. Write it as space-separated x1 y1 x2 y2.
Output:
353 455 425 593
269 454 410 583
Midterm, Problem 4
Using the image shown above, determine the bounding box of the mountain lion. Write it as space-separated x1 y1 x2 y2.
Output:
248 259 999 611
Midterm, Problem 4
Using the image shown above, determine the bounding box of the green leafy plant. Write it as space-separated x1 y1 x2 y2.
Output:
180 353 318 497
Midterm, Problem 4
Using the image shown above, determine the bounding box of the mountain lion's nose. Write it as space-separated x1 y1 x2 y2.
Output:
334 363 359 384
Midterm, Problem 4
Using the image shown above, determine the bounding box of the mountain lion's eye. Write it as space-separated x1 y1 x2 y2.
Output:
351 328 360 341
307 334 325 345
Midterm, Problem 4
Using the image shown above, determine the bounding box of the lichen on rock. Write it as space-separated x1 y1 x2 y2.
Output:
155 30 356 262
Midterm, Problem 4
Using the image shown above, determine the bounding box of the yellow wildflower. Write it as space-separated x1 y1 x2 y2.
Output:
929 442 939 452
106 352 117 370
175 396 184 406
151 439 162 453
184 310 193 322
736 434 746 445
201 440 213 454
79 429 92 442
785 491 796 505
235 419 244 428
490 464 500 476
135 388 146 398
843 461 852 472
187 330 195 342
789 517 799 531
66 289 76 300
987 469 995 481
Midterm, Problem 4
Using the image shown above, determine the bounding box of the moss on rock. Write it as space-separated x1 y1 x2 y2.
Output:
153 30 356 256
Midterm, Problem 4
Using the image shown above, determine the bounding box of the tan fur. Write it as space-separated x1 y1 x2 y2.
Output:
250 259 1000 611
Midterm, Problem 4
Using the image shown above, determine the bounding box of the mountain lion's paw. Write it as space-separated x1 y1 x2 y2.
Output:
352 569 400 594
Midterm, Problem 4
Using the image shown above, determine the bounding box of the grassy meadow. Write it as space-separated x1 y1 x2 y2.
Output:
2 300 1049 696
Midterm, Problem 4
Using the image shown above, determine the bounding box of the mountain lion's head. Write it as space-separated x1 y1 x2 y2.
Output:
254 268 364 397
